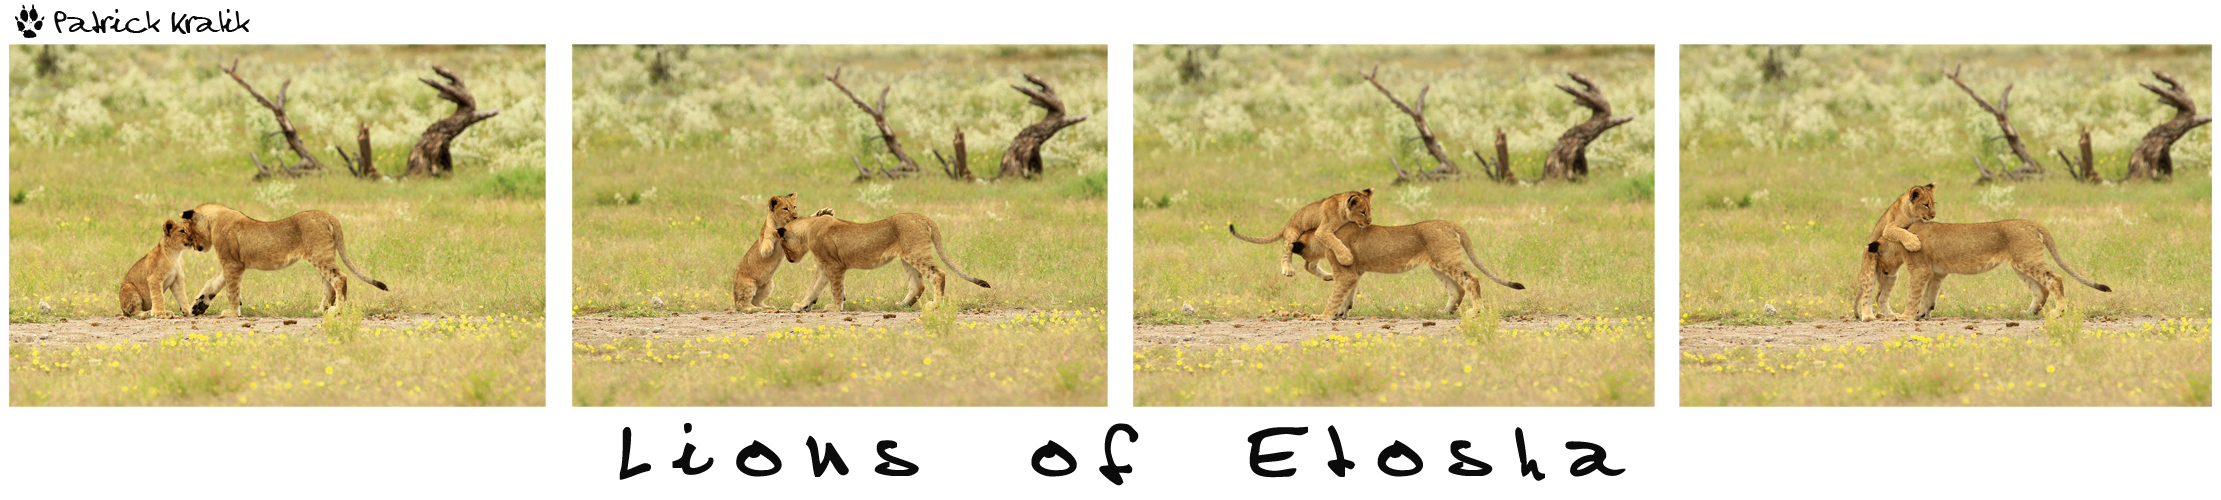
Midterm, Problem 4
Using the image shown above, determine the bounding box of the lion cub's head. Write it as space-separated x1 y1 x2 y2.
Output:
767 193 801 228
161 218 206 252
774 216 832 264
1343 188 1374 228
1904 183 1936 223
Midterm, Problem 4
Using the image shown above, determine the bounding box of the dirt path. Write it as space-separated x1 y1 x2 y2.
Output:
571 309 1049 345
1679 316 2181 354
8 313 452 347
1135 315 1617 348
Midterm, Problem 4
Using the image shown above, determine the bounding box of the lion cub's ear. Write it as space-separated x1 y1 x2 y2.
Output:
1925 183 1934 188
1361 188 1373 195
776 228 787 238
181 210 195 220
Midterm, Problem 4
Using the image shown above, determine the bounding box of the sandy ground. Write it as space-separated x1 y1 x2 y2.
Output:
8 313 449 348
1135 315 1614 348
1678 315 2179 354
571 308 1048 345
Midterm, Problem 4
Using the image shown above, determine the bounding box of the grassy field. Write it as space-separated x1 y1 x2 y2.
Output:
1683 317 2209 406
571 45 1107 405
575 309 1103 406
12 312 544 406
9 45 545 406
10 45 547 320
1679 45 2210 406
1135 45 1654 321
1137 317 1651 406
1681 45 2210 322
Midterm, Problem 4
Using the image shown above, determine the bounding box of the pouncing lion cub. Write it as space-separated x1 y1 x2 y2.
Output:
730 193 833 312
1852 184 1938 321
119 219 208 318
1230 189 1373 280
1291 219 1524 320
181 203 389 317
775 213 990 312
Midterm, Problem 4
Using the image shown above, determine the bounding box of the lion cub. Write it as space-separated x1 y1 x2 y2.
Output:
1230 189 1373 279
730 193 833 312
119 219 207 318
1290 219 1524 320
775 213 991 312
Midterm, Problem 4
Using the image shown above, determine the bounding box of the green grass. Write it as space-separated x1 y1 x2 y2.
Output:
1681 318 2210 406
572 45 1106 406
12 313 545 406
1136 317 1652 406
1681 46 2210 321
1135 45 1654 322
10 45 546 319
574 309 1105 406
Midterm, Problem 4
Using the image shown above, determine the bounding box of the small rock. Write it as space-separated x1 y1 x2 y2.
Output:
1763 304 1778 316
1201 319 1212 324
844 316 856 322
1422 321 1437 327
1232 324 1243 328
651 296 666 308
191 321 199 329
2005 322 2020 328
1814 324 1825 329
38 301 52 314
241 322 252 328
1381 324 1393 330
883 314 896 319
700 316 709 320
1965 324 1976 330
1181 303 1197 316
90 322 100 327
58 318 67 323
283 320 299 325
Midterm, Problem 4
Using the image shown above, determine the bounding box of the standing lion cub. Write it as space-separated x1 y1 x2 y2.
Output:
775 213 991 312
181 203 389 317
1230 189 1373 279
729 193 833 312
119 219 208 318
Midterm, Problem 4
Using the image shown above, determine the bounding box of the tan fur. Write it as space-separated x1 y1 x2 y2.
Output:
775 213 990 312
1852 184 1939 321
1884 219 2112 321
1289 220 1524 320
180 203 389 317
730 193 832 312
119 219 208 318
1230 189 1374 279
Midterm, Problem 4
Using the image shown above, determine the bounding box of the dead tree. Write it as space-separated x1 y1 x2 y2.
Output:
1474 128 1514 183
220 58 325 180
2055 127 2097 183
332 123 380 179
1542 72 1635 181
1363 65 1460 184
1000 73 1090 180
931 127 974 181
2125 71 2212 180
407 66 501 178
1946 64 2045 183
825 67 921 179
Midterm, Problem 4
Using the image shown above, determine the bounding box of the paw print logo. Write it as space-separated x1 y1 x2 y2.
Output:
16 4 41 39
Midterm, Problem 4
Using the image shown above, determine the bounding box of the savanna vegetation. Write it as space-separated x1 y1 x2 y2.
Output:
10 45 545 406
571 45 1107 406
1133 45 1655 406
1679 45 2210 406
1135 45 1656 322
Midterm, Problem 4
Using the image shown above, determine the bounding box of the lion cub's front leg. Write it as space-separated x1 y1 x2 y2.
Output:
1882 226 1923 252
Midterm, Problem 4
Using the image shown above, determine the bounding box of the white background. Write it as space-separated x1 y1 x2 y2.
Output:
4 1 2215 496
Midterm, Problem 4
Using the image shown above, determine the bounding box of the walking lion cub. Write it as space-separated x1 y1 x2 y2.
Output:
119 219 208 318
181 203 389 317
775 213 990 312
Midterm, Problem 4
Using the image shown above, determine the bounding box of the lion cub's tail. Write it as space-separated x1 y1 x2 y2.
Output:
2037 225 2110 292
1454 226 1525 290
1227 224 1283 244
928 220 990 289
326 219 390 292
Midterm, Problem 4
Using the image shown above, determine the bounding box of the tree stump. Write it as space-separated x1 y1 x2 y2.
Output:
1000 73 1089 180
407 65 501 178
1542 73 1634 182
1475 128 1515 183
2125 71 2212 181
932 127 973 181
333 122 380 179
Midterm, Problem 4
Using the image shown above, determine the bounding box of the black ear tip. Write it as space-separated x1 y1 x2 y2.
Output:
182 210 195 219
1362 188 1372 194
1867 242 1881 253
1926 183 1934 188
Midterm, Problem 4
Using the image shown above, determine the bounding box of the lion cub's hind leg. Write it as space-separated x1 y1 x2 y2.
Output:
120 283 147 318
1276 228 1303 278
1431 269 1465 316
897 263 925 308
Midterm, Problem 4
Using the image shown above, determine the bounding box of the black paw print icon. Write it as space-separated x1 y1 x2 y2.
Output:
17 4 41 38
